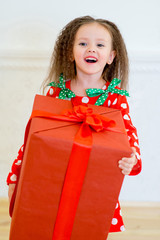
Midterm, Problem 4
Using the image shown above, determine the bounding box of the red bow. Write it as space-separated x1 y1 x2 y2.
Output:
62 105 115 132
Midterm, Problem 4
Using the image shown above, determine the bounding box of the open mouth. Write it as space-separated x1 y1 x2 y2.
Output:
85 57 98 63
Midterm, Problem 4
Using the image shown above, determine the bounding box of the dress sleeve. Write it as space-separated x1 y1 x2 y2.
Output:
46 86 60 97
117 95 142 175
107 93 142 175
6 145 24 185
46 86 55 96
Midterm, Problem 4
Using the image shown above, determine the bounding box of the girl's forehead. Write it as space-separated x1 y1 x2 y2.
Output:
75 22 112 40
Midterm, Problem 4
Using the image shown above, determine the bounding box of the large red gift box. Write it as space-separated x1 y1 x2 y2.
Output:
9 95 132 240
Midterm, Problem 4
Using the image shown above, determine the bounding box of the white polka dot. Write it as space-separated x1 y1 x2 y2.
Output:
15 160 22 166
136 152 141 160
112 218 118 225
112 98 117 105
132 133 138 139
134 142 139 147
10 174 17 182
108 100 111 107
21 146 24 152
120 225 125 232
81 97 89 103
49 88 54 95
115 203 119 209
102 85 107 90
121 103 127 109
119 210 122 216
128 136 131 141
123 114 130 120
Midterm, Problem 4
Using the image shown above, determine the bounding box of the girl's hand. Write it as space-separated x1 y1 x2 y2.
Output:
118 147 137 175
8 183 16 203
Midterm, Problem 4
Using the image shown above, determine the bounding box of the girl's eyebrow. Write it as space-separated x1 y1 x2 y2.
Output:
96 38 108 42
76 37 89 41
77 37 108 42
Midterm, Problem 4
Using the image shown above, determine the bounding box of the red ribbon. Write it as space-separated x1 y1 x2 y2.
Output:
22 105 121 239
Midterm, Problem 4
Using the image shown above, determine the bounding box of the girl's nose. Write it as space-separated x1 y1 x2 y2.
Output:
87 45 96 53
88 49 96 53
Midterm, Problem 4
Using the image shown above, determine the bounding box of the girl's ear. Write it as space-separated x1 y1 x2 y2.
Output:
69 53 74 62
107 50 116 65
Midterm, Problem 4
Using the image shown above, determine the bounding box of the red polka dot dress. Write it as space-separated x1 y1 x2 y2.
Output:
7 79 142 233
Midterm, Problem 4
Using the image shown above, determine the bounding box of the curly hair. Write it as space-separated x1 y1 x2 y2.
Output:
42 16 129 91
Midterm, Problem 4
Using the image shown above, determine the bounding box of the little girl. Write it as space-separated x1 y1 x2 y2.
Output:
7 16 142 235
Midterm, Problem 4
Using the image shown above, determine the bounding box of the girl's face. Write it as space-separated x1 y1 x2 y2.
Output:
73 22 116 78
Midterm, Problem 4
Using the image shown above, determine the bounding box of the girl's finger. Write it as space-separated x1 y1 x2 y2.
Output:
121 165 133 175
119 157 135 165
119 161 131 169
122 168 131 175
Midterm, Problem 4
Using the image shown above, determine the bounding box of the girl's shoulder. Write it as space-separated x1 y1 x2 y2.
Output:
103 84 129 110
46 79 71 97
46 86 60 98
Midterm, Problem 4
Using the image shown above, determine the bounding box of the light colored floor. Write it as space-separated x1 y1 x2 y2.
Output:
108 202 160 240
1 198 160 240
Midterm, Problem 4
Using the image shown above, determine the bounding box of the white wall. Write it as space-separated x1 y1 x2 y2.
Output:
0 0 160 201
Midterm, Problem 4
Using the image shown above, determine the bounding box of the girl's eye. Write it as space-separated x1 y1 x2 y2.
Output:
79 42 87 46
97 43 105 47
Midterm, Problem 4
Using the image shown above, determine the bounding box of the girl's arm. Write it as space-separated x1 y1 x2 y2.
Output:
106 93 142 176
7 145 24 203
118 95 142 175
7 145 24 185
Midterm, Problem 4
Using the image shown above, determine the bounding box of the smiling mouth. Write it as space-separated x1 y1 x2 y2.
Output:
85 57 98 63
